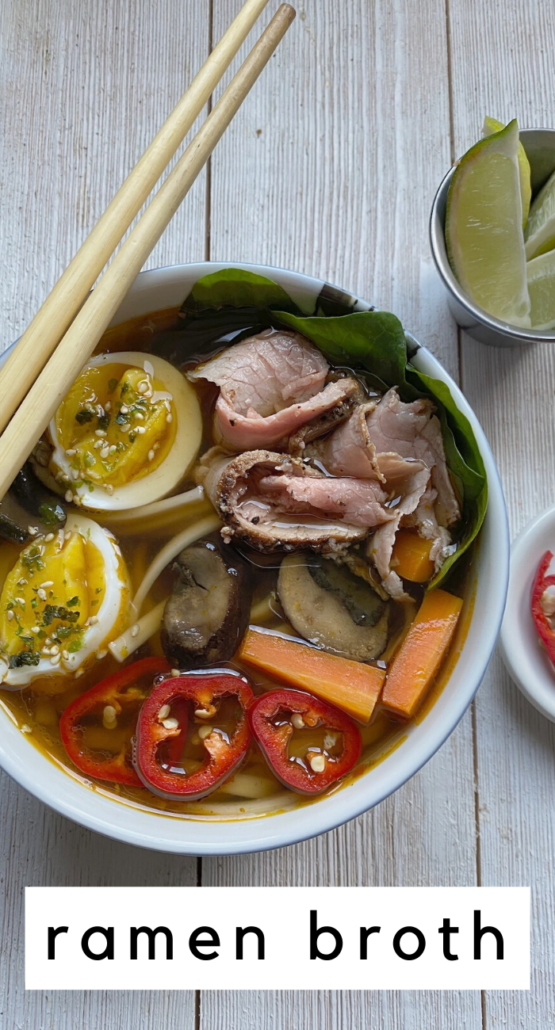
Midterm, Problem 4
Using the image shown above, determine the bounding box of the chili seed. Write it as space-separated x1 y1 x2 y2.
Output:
309 754 326 774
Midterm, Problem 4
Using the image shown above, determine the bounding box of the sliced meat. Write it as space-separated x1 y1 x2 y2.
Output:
189 329 329 416
189 330 361 452
196 448 393 553
366 462 431 600
215 377 360 452
305 401 383 479
365 388 460 527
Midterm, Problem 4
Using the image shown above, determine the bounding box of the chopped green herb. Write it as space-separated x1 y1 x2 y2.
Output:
115 412 127 426
66 596 80 607
97 413 111 431
75 409 94 425
42 604 80 626
67 635 84 654
128 432 136 443
9 651 40 668
38 502 65 527
121 382 130 397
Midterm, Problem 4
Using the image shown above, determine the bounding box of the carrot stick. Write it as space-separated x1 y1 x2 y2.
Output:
237 627 385 724
381 589 463 720
391 530 435 583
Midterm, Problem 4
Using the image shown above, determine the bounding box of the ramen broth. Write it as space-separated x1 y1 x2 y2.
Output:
0 310 474 819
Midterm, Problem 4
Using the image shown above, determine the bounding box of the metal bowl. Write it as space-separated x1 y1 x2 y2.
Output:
430 127 555 347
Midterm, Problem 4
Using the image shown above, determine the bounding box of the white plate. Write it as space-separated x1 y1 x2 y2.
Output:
500 505 555 721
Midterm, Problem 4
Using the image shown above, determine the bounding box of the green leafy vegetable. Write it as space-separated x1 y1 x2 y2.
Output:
38 501 65 527
75 409 94 425
42 604 80 626
182 268 300 314
9 651 40 668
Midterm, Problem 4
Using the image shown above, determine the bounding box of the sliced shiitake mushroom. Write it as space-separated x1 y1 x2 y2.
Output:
161 540 250 668
278 553 390 661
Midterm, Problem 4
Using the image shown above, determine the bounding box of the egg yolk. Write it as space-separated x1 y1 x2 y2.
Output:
0 531 105 668
53 363 177 491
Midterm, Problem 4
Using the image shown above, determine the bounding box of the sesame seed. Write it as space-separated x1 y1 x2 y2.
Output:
309 754 326 774
109 445 117 454
162 717 179 730
71 468 80 480
50 645 60 655
93 439 103 449
135 426 146 435
44 533 55 543
97 650 108 660
166 413 172 423
158 705 171 721
137 382 149 394
65 490 74 503
21 724 32 734
100 447 110 459
291 713 305 729
62 650 70 661
95 429 107 437
148 449 155 461
37 589 47 601
39 580 54 588
89 615 99 625
31 626 40 634
153 443 160 451
17 577 27 586
120 405 129 414
194 708 212 719
105 485 114 495
50 653 61 666
15 597 26 606
131 624 140 638
171 668 180 677
41 647 51 656
65 449 77 457
105 401 111 411
134 411 144 420
27 525 38 536
7 611 14 622
198 725 213 740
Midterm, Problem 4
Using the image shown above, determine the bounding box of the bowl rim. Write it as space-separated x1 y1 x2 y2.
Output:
0 260 510 855
430 126 555 344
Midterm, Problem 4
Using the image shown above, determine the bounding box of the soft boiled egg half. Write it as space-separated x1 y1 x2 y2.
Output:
0 515 130 688
48 352 202 511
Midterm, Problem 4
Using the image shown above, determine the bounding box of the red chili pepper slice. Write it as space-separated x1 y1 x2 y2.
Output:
249 688 361 796
531 550 555 666
133 671 254 800
60 657 170 786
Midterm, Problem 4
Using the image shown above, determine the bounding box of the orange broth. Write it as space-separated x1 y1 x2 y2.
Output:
0 310 476 820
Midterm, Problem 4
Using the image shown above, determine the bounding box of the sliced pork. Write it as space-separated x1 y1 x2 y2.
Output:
196 448 394 554
189 330 359 452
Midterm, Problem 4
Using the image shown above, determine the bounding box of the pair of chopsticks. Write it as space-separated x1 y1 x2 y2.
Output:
0 0 296 502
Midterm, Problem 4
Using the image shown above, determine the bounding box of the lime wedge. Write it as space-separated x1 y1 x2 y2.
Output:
527 249 555 330
524 168 555 260
446 119 531 327
483 116 531 225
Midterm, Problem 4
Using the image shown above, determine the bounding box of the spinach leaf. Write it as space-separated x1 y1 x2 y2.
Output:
182 268 300 314
276 310 416 393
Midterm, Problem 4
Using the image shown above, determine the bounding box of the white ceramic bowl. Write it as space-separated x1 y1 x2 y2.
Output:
500 506 555 721
0 262 509 854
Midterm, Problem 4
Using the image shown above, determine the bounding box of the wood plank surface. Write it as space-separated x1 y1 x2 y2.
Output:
449 0 555 1025
0 1 210 1026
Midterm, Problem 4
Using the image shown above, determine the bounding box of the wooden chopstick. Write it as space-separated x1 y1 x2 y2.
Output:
0 0 272 437
0 3 296 504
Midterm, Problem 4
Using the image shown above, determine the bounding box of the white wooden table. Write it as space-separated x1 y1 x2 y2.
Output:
0 1 553 1025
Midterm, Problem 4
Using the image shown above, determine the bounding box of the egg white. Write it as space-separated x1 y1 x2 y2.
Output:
0 515 129 688
49 352 202 512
